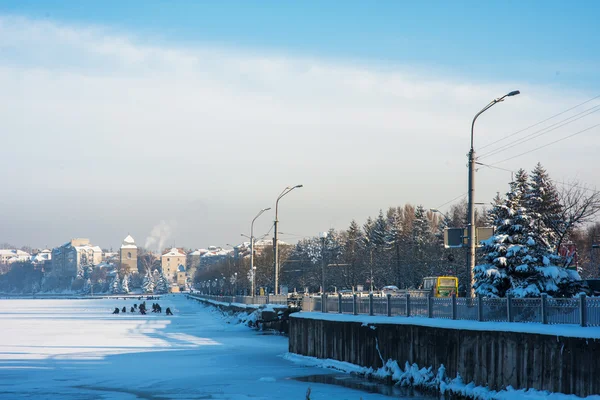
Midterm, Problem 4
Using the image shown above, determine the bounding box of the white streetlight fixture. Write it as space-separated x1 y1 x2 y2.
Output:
273 185 303 295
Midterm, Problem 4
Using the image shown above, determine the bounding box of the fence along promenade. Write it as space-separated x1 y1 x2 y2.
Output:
302 292 600 327
191 292 600 327
190 293 288 306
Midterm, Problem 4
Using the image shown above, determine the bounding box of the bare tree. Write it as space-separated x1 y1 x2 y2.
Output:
554 183 600 251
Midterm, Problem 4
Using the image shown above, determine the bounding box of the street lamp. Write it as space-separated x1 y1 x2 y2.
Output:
247 207 271 297
467 90 520 297
273 184 303 295
319 232 328 294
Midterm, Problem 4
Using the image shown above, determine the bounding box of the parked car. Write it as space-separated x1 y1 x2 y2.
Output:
381 285 401 296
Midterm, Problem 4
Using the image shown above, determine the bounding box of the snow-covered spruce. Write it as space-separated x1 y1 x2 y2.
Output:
474 169 580 298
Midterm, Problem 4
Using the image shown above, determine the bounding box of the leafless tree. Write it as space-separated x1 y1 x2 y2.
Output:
554 182 600 250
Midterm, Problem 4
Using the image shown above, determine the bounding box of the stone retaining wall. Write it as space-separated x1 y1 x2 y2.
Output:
289 314 600 397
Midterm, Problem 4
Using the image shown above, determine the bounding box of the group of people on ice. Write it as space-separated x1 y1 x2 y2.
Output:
112 301 173 316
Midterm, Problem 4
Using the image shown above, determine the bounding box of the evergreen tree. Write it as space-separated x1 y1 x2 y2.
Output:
111 272 120 294
362 217 375 290
142 269 154 293
475 169 580 298
343 220 363 289
487 192 505 226
121 274 130 294
152 268 161 283
82 278 91 295
528 163 562 249
386 209 403 287
155 273 169 294
410 205 433 286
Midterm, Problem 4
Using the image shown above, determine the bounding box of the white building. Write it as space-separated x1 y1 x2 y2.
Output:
0 249 31 264
161 248 186 281
31 249 52 265
51 238 102 278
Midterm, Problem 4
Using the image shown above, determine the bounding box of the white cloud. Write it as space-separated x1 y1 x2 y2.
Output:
0 15 598 248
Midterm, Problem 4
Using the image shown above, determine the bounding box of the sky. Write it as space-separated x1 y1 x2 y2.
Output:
1 1 599 251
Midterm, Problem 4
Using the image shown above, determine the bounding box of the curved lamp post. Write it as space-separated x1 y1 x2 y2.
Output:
246 207 271 297
467 90 520 297
273 185 303 295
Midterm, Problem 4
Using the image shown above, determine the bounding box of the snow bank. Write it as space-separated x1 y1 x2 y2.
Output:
284 353 600 400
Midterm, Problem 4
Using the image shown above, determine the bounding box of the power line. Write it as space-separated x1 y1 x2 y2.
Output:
479 93 600 151
435 193 467 210
479 104 600 159
477 162 600 194
488 123 600 166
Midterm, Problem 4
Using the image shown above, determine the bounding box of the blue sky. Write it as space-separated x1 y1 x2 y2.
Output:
1 2 599 249
1 1 599 89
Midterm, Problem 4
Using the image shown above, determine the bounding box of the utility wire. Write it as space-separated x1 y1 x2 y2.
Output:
479 93 600 151
434 192 467 210
479 104 600 159
488 123 600 166
477 162 600 194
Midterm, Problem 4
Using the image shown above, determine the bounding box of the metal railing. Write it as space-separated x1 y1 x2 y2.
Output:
190 294 289 306
299 293 600 327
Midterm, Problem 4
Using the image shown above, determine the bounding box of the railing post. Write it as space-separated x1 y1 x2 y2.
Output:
541 293 548 324
338 293 343 314
406 294 411 317
353 294 358 315
451 293 457 320
477 294 484 322
369 293 374 316
580 293 587 327
387 293 392 317
427 295 433 318
322 293 327 313
507 294 513 322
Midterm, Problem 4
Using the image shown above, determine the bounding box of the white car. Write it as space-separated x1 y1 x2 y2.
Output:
381 285 401 295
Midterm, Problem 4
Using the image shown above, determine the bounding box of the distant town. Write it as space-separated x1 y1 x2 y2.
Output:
0 234 288 295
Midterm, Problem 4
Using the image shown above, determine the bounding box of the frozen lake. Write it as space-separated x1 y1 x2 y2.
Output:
0 296 437 399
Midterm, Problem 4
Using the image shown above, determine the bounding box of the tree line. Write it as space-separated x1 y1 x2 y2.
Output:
194 163 600 298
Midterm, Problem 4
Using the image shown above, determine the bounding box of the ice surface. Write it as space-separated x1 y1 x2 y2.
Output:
0 296 398 399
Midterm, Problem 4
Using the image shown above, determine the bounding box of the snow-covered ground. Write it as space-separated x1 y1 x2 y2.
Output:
0 296 434 400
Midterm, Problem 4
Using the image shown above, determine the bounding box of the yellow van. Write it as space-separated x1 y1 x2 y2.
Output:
422 276 458 297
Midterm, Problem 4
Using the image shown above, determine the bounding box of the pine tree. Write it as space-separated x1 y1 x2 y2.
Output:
487 192 505 226
111 272 120 294
152 268 160 283
343 220 363 289
142 269 154 293
371 210 389 248
528 163 562 249
475 169 579 297
410 205 432 286
121 274 130 294
475 170 529 297
82 278 91 295
155 273 169 294
386 209 403 287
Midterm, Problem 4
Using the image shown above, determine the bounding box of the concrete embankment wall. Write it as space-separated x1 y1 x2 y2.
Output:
289 313 600 397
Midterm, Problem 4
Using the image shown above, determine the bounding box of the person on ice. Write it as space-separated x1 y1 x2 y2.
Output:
122 306 126 313
130 306 135 313
112 307 120 314
166 307 173 316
